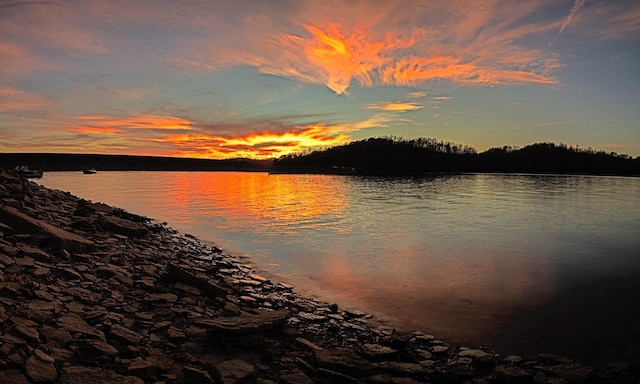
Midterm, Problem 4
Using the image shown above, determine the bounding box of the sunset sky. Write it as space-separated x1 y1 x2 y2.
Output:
1 0 639 159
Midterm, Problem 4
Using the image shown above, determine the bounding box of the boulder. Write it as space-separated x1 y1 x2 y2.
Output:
193 308 290 333
0 206 93 252
98 215 148 238
167 262 227 298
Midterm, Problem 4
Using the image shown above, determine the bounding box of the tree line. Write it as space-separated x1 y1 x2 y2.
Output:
273 137 640 175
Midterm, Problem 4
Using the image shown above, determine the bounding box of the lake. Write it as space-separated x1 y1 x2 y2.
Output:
37 172 640 366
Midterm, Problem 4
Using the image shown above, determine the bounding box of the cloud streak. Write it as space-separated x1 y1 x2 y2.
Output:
184 1 570 94
154 123 351 159
366 102 423 112
559 0 586 34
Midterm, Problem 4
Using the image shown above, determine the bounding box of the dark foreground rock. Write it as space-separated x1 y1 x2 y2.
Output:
0 168 638 383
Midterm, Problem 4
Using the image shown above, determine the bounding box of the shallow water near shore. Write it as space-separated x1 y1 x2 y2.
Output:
38 172 640 366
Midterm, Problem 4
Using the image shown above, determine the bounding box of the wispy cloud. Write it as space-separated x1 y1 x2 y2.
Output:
0 86 52 111
407 91 427 99
533 120 576 128
366 102 423 112
599 142 640 151
559 0 586 34
67 115 193 133
164 1 570 94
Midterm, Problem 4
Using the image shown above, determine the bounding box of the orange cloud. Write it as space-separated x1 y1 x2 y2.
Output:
0 86 52 111
407 91 427 99
155 124 351 159
0 41 44 77
380 55 558 87
366 102 422 112
183 2 570 94
68 114 192 132
67 127 124 135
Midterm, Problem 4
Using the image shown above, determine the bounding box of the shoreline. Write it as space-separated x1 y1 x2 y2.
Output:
1 169 638 383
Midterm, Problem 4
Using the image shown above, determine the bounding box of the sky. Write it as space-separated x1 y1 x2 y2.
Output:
1 0 639 159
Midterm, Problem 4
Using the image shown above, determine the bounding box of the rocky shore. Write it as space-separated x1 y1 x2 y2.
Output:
0 169 637 384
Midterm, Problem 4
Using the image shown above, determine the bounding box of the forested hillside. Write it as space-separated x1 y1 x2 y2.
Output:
274 137 640 175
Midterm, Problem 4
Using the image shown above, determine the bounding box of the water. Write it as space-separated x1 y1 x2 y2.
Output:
37 172 640 365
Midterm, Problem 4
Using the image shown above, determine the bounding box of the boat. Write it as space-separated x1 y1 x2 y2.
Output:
82 168 97 174
14 166 43 178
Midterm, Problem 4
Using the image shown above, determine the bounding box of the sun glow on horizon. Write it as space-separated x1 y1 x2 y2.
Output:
155 124 351 159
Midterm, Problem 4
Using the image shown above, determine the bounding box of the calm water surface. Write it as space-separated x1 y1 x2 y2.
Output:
38 172 640 365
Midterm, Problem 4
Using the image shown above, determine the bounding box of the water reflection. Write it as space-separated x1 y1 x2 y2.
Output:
38 172 640 364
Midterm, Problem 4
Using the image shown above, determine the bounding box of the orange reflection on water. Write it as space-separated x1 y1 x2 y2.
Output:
166 172 348 228
311 239 557 346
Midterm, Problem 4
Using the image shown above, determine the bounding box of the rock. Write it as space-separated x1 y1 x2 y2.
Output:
551 362 593 382
494 365 534 383
431 345 450 354
295 337 324 351
538 353 571 365
183 366 215 384
98 215 148 238
57 314 105 340
280 370 314 384
54 266 83 280
109 324 143 345
0 253 15 266
13 323 39 342
17 244 50 261
459 348 491 359
314 348 371 377
83 339 119 356
374 361 424 376
0 205 93 252
25 353 58 382
67 287 102 304
127 357 157 379
194 308 290 333
0 369 29 384
360 343 398 360
297 312 327 322
166 326 186 340
27 299 58 311
211 359 255 384
504 355 524 365
167 262 227 297
59 366 145 384
146 292 178 303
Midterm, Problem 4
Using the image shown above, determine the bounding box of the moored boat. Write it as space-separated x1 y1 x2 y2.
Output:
14 166 43 178
82 168 97 174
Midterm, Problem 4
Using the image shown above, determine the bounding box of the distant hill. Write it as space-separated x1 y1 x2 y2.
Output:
3 138 638 176
0 153 272 172
273 137 640 176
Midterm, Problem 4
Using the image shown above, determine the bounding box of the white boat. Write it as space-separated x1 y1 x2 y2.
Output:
82 168 97 174
14 166 43 178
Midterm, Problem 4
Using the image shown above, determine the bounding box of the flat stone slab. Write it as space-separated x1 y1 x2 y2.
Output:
193 309 290 333
57 314 105 341
109 324 143 345
166 262 227 297
0 206 93 252
59 366 144 384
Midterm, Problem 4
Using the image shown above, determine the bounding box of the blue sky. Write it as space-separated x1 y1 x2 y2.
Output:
1 0 639 158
